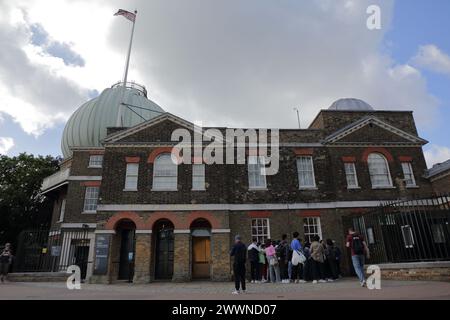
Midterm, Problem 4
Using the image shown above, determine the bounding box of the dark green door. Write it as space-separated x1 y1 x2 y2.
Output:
155 227 174 279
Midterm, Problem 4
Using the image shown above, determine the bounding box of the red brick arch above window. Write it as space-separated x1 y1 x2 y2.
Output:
248 211 272 218
297 210 322 217
104 211 146 230
294 148 314 156
147 147 174 164
361 147 394 163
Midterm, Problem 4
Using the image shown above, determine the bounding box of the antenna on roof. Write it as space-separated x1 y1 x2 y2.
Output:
293 107 301 129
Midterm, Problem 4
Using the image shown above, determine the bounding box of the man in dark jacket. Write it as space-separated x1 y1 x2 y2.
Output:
230 235 247 294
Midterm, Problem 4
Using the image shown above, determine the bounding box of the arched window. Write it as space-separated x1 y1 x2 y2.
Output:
368 153 392 188
153 154 178 190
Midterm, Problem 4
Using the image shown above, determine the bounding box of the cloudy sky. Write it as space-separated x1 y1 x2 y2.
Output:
0 0 449 167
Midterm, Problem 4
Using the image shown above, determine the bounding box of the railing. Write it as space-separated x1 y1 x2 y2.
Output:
346 194 450 264
13 228 91 279
111 81 147 98
41 167 70 192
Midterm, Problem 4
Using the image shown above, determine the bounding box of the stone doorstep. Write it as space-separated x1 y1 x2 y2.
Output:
7 272 68 282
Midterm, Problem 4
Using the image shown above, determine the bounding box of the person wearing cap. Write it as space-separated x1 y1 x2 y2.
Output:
230 235 247 294
0 243 13 283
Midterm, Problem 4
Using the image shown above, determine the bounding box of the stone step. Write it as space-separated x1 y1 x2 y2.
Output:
7 272 68 282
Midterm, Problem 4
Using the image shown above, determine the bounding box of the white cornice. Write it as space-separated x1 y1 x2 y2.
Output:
97 200 389 212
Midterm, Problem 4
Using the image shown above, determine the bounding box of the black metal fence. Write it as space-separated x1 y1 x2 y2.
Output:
348 195 450 264
13 228 91 279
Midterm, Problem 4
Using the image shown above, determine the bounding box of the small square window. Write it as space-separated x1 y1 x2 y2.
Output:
89 155 103 168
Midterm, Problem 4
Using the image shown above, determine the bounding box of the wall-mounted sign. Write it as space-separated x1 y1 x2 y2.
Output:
93 234 111 275
51 246 61 257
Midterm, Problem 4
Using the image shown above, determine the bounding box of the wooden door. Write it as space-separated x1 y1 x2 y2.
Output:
192 237 211 279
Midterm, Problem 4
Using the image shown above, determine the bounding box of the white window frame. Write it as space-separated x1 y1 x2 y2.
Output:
88 155 103 168
152 153 178 191
303 217 322 243
58 198 66 223
251 218 270 244
297 156 316 189
192 164 206 191
248 156 267 190
401 162 417 187
124 163 139 191
83 187 99 213
368 153 393 188
344 162 359 189
401 225 415 248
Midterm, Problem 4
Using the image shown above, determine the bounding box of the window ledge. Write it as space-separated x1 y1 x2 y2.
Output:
192 189 206 191
299 187 318 190
371 186 396 190
82 211 97 214
151 189 178 192
123 189 138 192
88 166 102 169
406 185 419 189
249 187 268 191
347 186 361 190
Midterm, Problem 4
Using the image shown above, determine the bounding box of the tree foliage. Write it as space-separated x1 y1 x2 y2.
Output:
0 153 60 247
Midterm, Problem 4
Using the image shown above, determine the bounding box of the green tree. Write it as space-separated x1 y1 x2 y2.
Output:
0 153 60 247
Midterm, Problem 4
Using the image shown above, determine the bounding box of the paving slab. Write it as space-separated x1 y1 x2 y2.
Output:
0 278 449 300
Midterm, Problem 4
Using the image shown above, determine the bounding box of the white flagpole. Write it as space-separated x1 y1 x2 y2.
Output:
116 10 137 127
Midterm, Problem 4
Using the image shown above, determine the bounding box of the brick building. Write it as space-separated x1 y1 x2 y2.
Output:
41 86 433 283
426 160 450 194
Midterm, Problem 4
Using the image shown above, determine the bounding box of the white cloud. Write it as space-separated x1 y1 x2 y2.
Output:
0 137 14 155
424 145 450 168
411 44 450 76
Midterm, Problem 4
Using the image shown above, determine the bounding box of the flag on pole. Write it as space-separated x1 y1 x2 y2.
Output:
114 9 136 22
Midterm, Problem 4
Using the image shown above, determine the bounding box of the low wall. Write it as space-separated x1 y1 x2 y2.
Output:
366 261 450 281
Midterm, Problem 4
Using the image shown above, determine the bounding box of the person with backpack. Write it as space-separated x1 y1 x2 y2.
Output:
247 238 260 283
346 228 370 287
0 243 13 283
230 235 247 294
277 234 290 283
324 239 339 280
265 239 281 283
290 232 306 283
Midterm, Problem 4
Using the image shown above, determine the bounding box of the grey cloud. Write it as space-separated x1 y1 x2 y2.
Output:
103 0 437 129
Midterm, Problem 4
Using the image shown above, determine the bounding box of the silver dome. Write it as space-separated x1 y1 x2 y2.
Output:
61 82 164 158
329 98 374 111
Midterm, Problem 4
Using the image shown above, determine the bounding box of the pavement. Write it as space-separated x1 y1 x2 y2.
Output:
0 278 449 300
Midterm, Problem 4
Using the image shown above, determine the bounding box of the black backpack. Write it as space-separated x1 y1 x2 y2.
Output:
352 235 364 255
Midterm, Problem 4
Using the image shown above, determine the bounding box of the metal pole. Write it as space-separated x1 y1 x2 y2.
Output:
116 10 137 127
293 107 301 129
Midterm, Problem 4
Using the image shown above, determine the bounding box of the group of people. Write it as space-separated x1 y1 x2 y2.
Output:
230 228 369 294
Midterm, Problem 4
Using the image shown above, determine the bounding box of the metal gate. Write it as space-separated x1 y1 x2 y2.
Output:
345 195 450 264
14 228 91 279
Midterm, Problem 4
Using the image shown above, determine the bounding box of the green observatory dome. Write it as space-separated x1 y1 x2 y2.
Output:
61 82 165 158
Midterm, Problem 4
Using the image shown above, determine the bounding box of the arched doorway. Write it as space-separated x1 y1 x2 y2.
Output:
116 219 136 282
153 219 174 280
190 218 212 279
